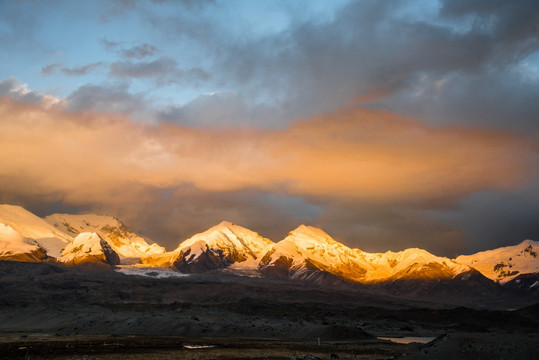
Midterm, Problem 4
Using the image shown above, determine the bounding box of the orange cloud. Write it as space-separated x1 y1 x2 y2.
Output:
0 98 536 207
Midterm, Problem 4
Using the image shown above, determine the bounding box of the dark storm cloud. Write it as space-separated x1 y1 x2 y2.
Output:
381 70 539 135
432 179 539 255
187 0 539 130
109 57 209 85
441 0 539 46
313 200 468 257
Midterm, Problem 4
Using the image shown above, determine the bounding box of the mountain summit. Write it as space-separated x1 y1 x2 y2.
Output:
59 232 120 267
143 221 273 272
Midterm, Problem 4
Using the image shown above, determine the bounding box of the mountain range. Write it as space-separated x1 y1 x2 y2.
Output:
1 204 537 293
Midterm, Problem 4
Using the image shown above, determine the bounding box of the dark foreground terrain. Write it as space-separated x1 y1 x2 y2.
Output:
0 261 538 359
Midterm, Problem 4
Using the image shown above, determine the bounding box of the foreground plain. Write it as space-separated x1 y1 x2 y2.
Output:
0 262 538 359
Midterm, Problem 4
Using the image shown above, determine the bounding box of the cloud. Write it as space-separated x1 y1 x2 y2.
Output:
380 69 539 136
42 62 104 76
100 37 158 59
99 0 137 23
100 37 122 52
0 96 537 253
431 179 539 255
121 43 158 59
65 82 146 114
150 0 216 7
1 97 536 203
0 77 61 107
166 0 538 129
109 57 209 85
158 91 280 128
41 63 62 76
61 62 104 76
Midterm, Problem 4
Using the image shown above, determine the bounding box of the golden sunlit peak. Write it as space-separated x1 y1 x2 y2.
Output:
288 224 337 244
215 220 236 228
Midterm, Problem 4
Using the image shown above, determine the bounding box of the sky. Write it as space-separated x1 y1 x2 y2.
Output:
0 0 538 256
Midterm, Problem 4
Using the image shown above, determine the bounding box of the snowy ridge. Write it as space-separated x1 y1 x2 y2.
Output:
456 240 539 283
258 225 472 283
0 205 71 258
1 204 537 285
45 213 165 259
358 248 471 281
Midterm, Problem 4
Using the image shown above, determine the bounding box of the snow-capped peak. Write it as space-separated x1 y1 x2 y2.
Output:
259 225 371 282
141 221 273 269
45 213 165 260
59 232 120 267
287 224 343 247
455 239 539 283
177 221 273 266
